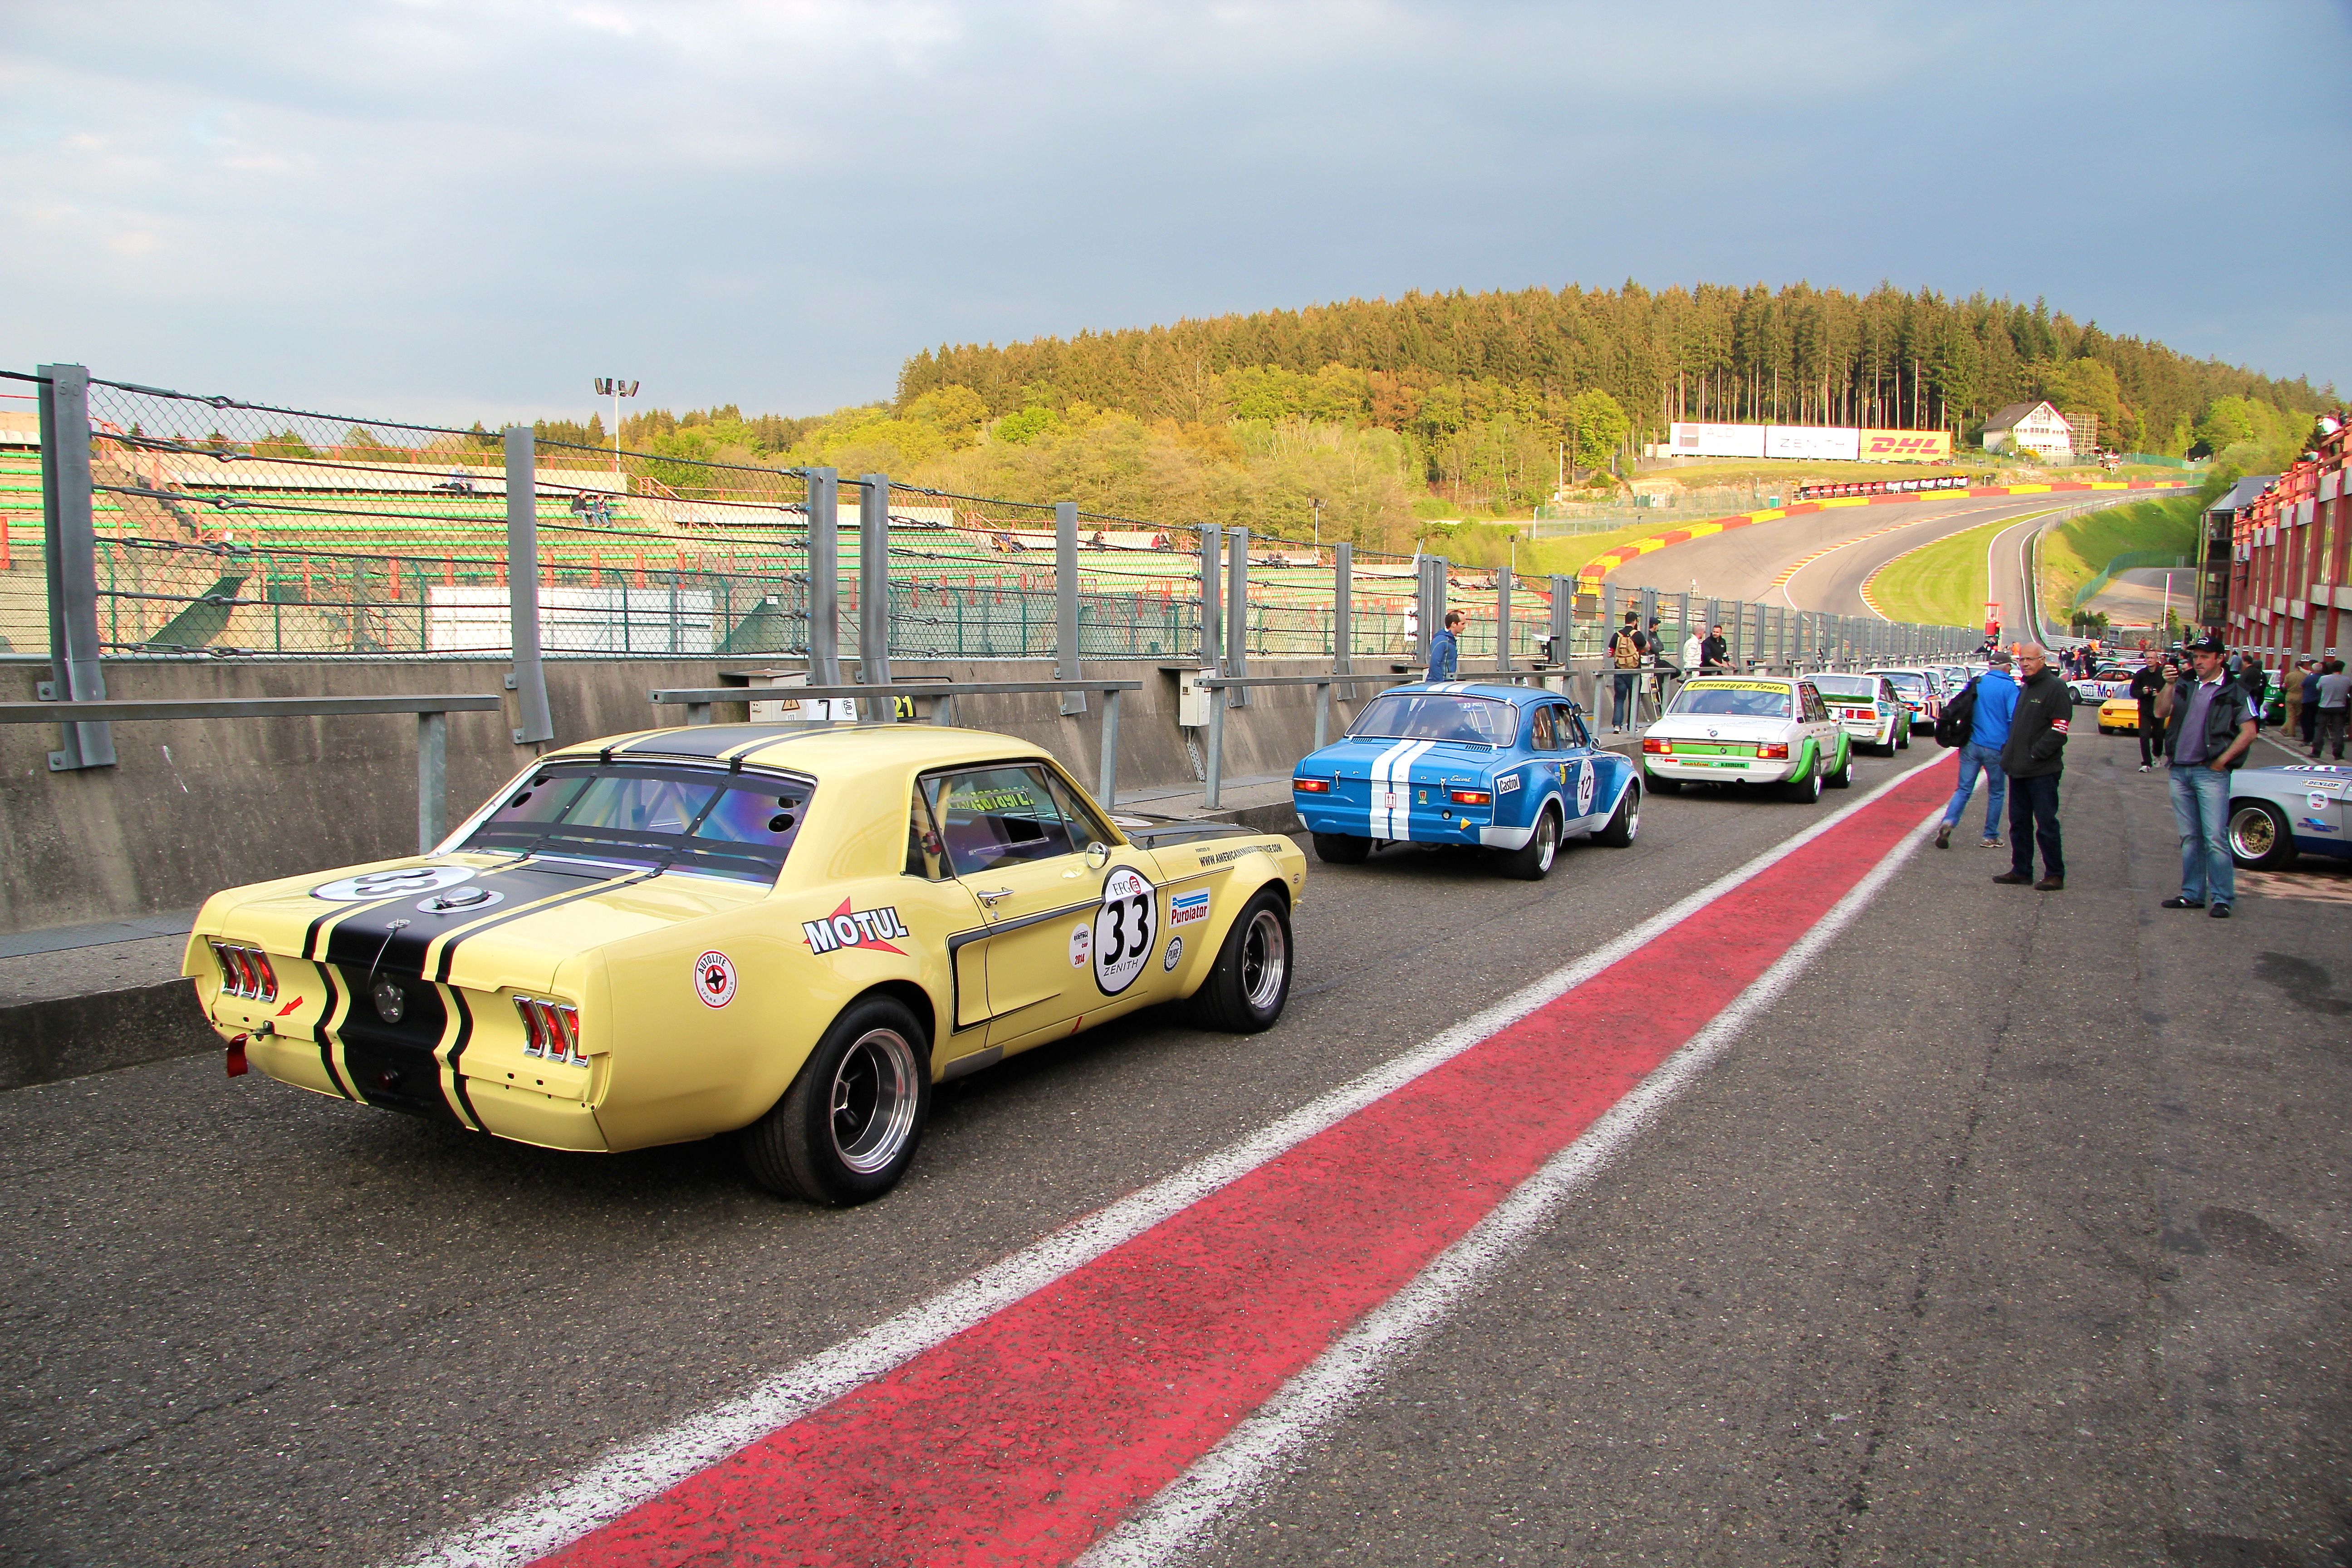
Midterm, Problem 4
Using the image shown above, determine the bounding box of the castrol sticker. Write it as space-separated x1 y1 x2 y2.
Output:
695 951 737 1009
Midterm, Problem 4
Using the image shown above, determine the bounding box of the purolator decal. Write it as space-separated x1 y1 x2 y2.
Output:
1168 890 1210 927
802 902 910 955
1093 867 1156 995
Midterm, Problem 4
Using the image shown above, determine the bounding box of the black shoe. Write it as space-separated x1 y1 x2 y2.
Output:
2161 896 2205 910
1936 824 1952 849
2210 903 2232 919
1992 872 2032 885
2035 875 2064 892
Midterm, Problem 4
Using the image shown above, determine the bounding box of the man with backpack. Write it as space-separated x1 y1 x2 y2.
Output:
1935 649 2018 851
1607 612 1646 732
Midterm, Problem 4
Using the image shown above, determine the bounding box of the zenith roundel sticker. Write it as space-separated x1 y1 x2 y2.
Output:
1092 865 1156 995
312 865 475 902
695 951 737 1009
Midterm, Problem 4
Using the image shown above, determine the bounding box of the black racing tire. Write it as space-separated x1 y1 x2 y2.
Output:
1496 804 1562 880
1187 887 1292 1033
740 995 931 1205
1896 724 1910 751
1825 739 1853 789
2226 800 2296 871
1644 770 1682 795
1594 782 1641 847
1311 831 1371 865
1781 752 1825 804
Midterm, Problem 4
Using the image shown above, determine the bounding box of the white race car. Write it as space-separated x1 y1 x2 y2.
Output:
1807 671 1910 755
1640 676 1852 803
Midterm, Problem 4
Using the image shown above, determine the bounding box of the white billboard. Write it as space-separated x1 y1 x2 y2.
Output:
1668 422 1766 458
1762 425 1861 461
427 586 715 655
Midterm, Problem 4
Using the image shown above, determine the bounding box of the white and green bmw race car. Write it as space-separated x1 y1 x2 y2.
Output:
1639 676 1853 802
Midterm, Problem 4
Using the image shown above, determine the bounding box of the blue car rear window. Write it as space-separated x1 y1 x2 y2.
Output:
1348 693 1515 745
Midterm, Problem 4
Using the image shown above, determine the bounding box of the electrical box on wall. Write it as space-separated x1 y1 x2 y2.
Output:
1179 668 1215 727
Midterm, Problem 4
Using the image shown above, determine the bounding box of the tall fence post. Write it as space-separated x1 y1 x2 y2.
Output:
805 469 840 685
417 710 448 853
36 363 112 771
1495 564 1512 673
503 427 554 745
1548 574 1572 666
1056 501 1085 715
1333 542 1354 697
861 475 895 719
1225 526 1249 707
1418 555 1447 670
1198 524 1222 674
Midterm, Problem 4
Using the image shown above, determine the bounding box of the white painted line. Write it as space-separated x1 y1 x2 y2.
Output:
1078 800 1944 1568
391 752 1958 1568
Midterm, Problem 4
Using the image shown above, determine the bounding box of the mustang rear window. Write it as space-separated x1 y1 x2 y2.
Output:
1669 684 1792 719
1348 693 1515 745
461 762 811 883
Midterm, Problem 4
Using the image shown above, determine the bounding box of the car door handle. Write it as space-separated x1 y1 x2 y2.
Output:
975 887 1014 906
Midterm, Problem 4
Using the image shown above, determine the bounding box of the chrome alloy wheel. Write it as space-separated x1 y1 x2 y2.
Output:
1534 812 1558 871
1623 797 1640 843
2227 804 2278 862
1240 908 1289 1013
828 1028 920 1175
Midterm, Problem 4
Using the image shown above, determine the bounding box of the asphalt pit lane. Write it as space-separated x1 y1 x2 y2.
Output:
2195 1205 2308 1265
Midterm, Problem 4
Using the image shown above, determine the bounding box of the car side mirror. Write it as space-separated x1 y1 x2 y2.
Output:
1085 841 1111 869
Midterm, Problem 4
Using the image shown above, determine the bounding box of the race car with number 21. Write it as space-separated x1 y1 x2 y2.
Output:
185 723 1306 1205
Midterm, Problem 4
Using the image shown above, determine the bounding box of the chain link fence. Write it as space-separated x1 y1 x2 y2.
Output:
5 368 1984 672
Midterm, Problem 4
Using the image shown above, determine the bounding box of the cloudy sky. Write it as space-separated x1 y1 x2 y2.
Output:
4 0 2347 426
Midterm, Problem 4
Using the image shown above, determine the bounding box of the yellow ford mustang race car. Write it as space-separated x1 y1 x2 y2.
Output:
186 723 1306 1203
2096 696 2143 734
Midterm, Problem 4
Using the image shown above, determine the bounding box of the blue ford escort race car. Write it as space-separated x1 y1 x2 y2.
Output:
1290 682 1639 879
2225 761 2352 869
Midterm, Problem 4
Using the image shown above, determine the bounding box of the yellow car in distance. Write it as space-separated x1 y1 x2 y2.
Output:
2097 696 2144 735
186 724 1306 1204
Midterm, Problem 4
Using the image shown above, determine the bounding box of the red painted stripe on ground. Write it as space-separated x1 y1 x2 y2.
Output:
542 762 1954 1568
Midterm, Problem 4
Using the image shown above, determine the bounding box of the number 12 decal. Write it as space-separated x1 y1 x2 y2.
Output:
1092 865 1156 995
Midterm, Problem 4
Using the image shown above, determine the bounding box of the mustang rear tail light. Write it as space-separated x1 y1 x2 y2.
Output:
210 941 278 1002
1642 737 1672 754
515 996 585 1063
1448 789 1491 805
1292 777 1331 793
1757 742 1790 760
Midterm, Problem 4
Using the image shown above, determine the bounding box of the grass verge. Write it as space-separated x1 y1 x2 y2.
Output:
1864 516 2032 627
2039 497 2199 609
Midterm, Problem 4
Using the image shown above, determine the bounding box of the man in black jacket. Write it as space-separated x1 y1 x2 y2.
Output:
2162 633 2260 917
2128 649 2166 771
1993 642 2070 891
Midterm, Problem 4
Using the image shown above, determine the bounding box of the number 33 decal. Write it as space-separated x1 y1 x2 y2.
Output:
1093 865 1156 995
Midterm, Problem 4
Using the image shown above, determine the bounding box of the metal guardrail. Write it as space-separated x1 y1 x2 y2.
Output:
647 678 1144 804
0 694 504 851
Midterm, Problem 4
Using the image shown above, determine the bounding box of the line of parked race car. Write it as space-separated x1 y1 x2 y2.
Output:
181 658 2345 1208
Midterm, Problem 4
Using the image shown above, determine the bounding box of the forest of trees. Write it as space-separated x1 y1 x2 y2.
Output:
546 281 2338 551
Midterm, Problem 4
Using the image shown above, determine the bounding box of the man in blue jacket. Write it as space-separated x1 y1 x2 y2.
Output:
1428 608 1464 682
1936 649 2019 850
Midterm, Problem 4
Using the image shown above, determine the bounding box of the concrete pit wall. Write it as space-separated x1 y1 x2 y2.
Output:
0 656 1367 934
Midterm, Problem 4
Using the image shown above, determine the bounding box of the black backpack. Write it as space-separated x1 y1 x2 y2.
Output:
1934 677 1979 749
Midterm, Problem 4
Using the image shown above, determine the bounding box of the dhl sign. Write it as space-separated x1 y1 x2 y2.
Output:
1858 429 1953 462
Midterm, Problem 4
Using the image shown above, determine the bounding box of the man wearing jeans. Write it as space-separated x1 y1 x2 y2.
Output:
1936 649 2018 850
2162 634 2259 919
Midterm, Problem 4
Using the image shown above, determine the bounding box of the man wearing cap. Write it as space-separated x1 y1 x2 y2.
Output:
1992 642 2069 891
2162 633 2260 918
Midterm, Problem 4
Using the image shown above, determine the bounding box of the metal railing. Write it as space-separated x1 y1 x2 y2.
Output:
646 678 1142 804
0 693 503 850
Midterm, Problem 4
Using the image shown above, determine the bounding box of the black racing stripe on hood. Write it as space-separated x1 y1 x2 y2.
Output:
429 867 661 984
318 865 614 971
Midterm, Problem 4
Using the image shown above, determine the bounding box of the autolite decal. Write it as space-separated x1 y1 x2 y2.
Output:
1169 890 1210 927
802 902 910 955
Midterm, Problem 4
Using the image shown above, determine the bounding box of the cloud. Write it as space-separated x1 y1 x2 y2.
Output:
0 0 2345 422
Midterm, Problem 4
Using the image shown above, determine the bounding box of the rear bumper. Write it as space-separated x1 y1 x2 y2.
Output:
1295 797 1498 847
1642 755 1796 784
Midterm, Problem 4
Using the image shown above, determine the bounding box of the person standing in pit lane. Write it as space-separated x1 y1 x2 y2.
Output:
1700 623 1729 671
1607 612 1645 732
2130 649 2167 772
2317 657 2351 761
2163 633 2261 918
2288 657 2319 750
1429 608 1465 683
2236 655 2270 727
1993 642 2069 892
1937 649 2019 851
